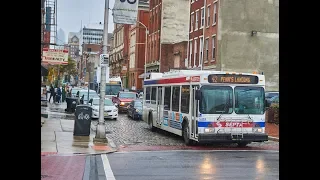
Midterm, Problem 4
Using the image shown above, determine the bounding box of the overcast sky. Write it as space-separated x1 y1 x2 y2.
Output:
57 0 115 42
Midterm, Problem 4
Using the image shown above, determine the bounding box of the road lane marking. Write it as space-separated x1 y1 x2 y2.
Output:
101 154 116 180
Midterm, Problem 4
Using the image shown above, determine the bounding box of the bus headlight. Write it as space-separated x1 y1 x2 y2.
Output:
204 128 215 133
253 128 263 133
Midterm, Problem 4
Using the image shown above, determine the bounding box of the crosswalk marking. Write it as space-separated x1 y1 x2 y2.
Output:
101 154 116 180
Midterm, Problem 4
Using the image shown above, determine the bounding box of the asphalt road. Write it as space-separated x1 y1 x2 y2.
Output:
107 150 279 180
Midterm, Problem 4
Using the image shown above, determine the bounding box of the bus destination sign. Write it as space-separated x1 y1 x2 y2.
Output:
208 74 259 84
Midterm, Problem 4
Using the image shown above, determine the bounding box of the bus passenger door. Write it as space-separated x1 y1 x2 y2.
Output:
156 86 163 126
191 85 199 138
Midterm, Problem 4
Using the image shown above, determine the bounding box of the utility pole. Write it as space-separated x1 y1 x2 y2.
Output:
94 0 109 142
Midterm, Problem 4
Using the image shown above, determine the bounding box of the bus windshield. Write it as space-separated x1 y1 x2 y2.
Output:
199 86 233 114
105 84 122 95
234 87 265 114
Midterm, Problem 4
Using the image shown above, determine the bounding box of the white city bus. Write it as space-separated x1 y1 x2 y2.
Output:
142 70 268 146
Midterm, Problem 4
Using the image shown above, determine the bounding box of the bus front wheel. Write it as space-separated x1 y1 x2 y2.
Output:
182 121 194 146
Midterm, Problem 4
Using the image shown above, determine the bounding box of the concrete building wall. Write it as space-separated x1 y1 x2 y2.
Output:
161 0 190 44
217 0 279 91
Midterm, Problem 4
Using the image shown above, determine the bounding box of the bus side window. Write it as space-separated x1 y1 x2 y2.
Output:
151 87 157 104
146 87 151 104
164 86 171 110
181 85 190 113
172 86 180 112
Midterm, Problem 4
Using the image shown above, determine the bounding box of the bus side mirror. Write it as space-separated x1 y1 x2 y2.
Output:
195 90 201 100
88 98 93 105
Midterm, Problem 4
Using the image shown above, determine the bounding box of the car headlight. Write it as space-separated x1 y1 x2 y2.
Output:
120 102 125 106
113 109 118 112
93 109 99 112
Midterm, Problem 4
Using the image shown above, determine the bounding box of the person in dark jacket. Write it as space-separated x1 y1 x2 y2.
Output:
48 85 55 103
56 87 62 103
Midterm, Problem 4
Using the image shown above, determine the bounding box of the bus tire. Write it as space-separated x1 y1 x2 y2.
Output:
182 120 194 146
148 112 156 132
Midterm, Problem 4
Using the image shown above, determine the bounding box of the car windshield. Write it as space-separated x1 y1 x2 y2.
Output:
199 86 233 114
80 91 99 100
271 96 279 103
235 87 265 114
119 92 136 99
265 92 278 98
134 101 142 108
92 99 114 106
106 84 122 95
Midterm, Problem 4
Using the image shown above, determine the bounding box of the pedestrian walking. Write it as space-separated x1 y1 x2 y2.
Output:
48 85 54 103
62 84 66 102
56 87 62 103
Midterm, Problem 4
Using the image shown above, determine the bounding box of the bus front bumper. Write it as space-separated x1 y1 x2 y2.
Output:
198 133 268 143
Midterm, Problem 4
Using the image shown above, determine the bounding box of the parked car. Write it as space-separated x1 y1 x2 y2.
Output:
71 87 83 97
265 91 279 107
127 99 143 120
89 98 118 120
79 90 99 104
112 91 139 113
270 96 279 107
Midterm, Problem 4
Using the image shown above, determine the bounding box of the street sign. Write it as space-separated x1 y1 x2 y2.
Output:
113 0 138 25
100 54 109 66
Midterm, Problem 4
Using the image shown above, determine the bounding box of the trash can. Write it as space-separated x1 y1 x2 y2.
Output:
73 105 92 136
65 97 78 113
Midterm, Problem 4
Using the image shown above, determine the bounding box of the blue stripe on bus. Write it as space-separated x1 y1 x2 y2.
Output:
144 80 157 85
197 121 265 127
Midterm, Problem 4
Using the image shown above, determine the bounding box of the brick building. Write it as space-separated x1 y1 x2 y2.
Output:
146 0 190 74
187 0 279 91
109 24 130 88
128 2 149 91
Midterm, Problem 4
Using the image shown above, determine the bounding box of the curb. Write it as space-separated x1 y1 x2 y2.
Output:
41 151 117 157
268 136 279 142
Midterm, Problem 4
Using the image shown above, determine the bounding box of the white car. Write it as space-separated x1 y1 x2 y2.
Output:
89 98 118 120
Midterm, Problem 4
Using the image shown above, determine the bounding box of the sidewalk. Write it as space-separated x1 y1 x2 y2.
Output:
41 102 116 156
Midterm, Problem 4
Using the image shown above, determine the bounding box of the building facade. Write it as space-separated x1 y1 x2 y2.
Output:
146 0 190 73
187 0 279 91
109 24 130 88
128 3 149 91
68 32 80 60
79 23 104 55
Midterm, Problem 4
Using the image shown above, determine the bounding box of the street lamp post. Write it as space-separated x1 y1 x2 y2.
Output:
94 0 109 142
136 21 148 80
